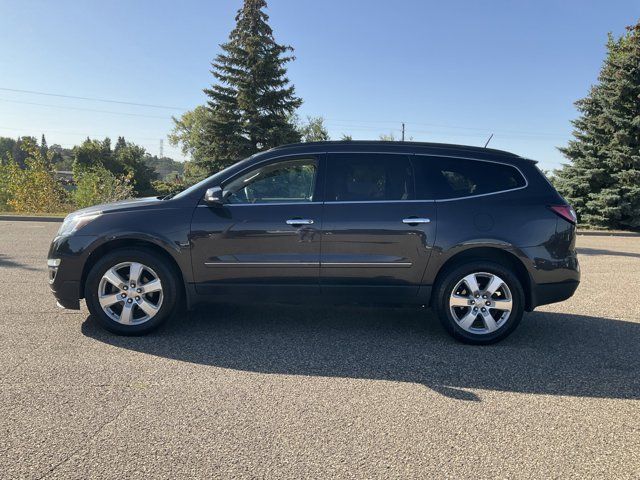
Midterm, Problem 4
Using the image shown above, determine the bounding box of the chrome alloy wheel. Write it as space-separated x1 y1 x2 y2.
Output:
449 272 513 334
98 262 163 325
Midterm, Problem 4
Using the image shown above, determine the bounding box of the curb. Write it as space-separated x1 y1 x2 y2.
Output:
0 215 64 223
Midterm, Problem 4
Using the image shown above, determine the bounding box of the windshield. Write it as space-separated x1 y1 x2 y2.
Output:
171 155 256 200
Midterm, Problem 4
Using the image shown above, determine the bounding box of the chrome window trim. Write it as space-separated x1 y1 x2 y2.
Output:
198 150 529 206
205 262 319 267
322 151 528 203
324 199 430 205
198 201 322 207
321 262 413 268
412 152 529 203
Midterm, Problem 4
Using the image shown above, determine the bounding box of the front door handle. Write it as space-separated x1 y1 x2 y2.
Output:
286 218 314 226
402 217 431 225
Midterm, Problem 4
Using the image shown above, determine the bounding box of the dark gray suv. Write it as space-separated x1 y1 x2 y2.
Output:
48 141 579 344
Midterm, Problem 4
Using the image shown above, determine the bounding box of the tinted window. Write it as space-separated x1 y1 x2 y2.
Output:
326 154 414 202
224 158 317 204
414 157 526 199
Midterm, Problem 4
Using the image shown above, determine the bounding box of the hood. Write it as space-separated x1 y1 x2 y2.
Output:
71 196 163 217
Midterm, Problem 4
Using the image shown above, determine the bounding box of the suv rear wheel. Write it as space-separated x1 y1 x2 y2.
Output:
433 261 524 344
85 248 180 335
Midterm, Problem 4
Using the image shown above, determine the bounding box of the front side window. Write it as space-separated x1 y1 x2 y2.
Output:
224 158 317 204
326 154 414 202
414 157 526 199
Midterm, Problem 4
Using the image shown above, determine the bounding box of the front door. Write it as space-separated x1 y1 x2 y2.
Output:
320 152 436 302
190 155 323 299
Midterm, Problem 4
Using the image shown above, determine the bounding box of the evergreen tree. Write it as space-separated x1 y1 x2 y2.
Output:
199 0 302 175
40 134 48 159
113 136 127 157
554 21 640 229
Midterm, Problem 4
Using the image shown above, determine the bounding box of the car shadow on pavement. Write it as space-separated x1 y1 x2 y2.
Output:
81 305 640 402
577 247 640 258
0 254 39 271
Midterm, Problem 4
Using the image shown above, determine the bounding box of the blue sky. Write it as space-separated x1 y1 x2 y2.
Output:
1 0 639 169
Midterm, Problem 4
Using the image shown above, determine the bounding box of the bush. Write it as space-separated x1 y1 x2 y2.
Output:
0 162 11 211
4 142 68 214
72 165 135 209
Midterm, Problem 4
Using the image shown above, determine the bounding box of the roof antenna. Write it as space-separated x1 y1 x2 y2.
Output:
484 133 494 148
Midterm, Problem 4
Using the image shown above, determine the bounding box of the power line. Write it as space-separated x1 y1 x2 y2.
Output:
0 98 172 120
0 87 188 111
323 118 566 138
0 87 567 139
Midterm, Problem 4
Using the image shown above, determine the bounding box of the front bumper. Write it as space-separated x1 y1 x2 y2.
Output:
49 273 81 309
48 234 98 310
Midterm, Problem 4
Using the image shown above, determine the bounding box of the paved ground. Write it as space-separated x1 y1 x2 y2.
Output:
1 220 638 479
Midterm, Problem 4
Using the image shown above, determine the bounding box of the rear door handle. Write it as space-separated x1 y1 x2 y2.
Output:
286 218 314 226
402 217 431 224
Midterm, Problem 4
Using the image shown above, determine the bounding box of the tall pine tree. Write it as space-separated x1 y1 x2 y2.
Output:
554 21 640 229
199 0 302 175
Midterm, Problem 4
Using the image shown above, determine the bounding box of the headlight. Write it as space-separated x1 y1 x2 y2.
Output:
57 212 102 237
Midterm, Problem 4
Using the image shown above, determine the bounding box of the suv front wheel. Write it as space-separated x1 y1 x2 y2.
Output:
433 261 524 344
85 248 180 335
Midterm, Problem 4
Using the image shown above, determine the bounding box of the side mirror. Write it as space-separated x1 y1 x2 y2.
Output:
204 186 224 206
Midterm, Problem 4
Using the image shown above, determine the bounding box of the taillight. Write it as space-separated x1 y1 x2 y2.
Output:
549 205 577 224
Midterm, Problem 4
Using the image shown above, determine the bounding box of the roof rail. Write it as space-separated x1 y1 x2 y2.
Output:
268 140 520 157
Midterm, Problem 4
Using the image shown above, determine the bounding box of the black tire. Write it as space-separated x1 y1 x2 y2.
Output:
433 261 524 345
84 248 180 335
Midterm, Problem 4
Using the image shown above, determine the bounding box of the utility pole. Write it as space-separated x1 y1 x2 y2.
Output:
159 139 164 157
401 122 405 142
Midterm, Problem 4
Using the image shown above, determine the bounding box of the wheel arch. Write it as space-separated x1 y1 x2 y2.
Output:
430 246 533 310
80 237 187 304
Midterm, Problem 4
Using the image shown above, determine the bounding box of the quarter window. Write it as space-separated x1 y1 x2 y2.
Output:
326 154 414 202
414 157 526 199
224 158 317 204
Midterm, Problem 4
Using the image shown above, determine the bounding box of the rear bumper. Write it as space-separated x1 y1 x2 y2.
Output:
520 244 580 311
530 279 579 310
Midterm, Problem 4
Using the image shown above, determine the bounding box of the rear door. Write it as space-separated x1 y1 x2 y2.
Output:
320 152 436 301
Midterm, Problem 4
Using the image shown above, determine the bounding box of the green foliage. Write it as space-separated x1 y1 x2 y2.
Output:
151 177 185 197
0 135 186 211
554 22 640 229
0 137 17 163
143 155 184 181
296 115 330 142
72 164 134 209
182 160 211 185
379 133 397 141
0 136 37 168
168 106 212 163
340 134 353 141
193 0 302 175
0 162 11 211
72 137 157 196
4 139 68 213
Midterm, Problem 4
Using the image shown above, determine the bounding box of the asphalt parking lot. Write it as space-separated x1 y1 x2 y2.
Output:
1 220 639 479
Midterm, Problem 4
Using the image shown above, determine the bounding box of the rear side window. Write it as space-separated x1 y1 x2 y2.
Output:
326 153 414 202
414 156 526 199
